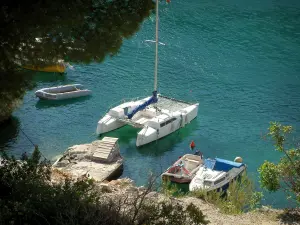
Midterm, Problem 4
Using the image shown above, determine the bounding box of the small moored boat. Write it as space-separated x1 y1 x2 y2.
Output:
161 154 203 184
35 84 91 100
23 64 66 73
22 59 67 73
189 157 246 192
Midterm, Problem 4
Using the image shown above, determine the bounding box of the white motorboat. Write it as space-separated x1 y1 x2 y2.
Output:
189 157 246 192
96 0 199 147
35 84 91 100
161 154 203 184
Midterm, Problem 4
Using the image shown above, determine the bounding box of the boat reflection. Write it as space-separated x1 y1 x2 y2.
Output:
100 119 199 157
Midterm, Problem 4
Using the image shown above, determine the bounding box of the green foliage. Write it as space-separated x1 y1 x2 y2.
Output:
190 188 224 207
190 172 263 215
258 161 280 192
186 203 210 225
0 148 209 225
0 148 129 225
1 0 154 67
249 191 264 210
258 122 300 204
138 201 209 225
0 71 34 123
160 180 185 197
268 122 292 152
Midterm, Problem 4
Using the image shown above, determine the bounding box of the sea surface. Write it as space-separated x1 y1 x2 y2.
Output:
1 0 300 208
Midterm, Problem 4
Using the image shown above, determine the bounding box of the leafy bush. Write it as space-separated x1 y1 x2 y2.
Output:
258 122 300 204
190 172 263 214
139 201 209 225
0 147 130 225
160 179 186 197
0 147 209 225
0 71 34 123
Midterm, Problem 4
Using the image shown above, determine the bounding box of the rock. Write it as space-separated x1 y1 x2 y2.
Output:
138 186 147 192
99 183 113 193
55 159 69 167
261 205 272 212
147 191 159 198
123 178 134 185
109 180 120 186
126 186 138 193
52 137 123 182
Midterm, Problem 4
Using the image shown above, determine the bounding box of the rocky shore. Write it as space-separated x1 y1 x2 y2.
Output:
52 137 123 182
51 165 291 225
50 138 297 225
98 178 287 225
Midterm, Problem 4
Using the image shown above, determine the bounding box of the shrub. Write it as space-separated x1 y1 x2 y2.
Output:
258 122 300 204
0 147 209 225
190 172 263 214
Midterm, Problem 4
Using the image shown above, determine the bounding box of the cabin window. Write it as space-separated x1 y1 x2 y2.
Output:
160 118 177 127
203 180 212 186
124 107 129 115
214 177 226 185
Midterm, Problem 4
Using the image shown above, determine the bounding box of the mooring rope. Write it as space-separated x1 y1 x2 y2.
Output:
19 127 48 160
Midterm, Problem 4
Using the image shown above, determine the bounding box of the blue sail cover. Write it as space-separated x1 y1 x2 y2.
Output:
127 91 158 119
213 158 244 172
204 158 244 172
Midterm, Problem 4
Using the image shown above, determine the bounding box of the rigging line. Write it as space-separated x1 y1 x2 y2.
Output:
128 22 145 98
168 3 197 102
19 127 35 147
19 127 48 160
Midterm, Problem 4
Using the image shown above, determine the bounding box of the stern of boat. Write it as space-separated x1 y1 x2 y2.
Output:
96 114 126 135
136 126 157 147
181 103 199 125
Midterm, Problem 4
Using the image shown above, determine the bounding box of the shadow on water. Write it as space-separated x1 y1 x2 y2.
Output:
35 95 92 109
32 71 66 82
138 119 199 155
20 69 66 83
0 117 20 151
100 118 199 157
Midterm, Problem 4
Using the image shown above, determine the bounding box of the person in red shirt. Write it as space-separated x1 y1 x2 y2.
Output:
189 140 195 151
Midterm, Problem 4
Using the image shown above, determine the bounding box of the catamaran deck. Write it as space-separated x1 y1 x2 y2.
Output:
116 95 195 128
155 95 193 112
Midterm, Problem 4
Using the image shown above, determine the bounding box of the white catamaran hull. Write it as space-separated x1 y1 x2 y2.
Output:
96 115 126 134
96 99 144 135
136 104 199 146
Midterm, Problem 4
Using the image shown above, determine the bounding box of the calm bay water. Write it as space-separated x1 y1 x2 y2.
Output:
1 0 300 208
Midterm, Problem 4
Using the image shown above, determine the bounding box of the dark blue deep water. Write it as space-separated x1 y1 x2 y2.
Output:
1 0 300 208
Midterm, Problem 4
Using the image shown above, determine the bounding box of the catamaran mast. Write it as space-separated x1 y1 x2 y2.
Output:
154 0 159 92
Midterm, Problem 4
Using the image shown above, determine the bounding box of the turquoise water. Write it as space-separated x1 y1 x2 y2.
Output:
1 0 300 208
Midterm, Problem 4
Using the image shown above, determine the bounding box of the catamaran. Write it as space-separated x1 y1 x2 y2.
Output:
96 0 199 147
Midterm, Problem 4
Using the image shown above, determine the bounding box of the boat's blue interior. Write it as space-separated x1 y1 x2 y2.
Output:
204 158 244 172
